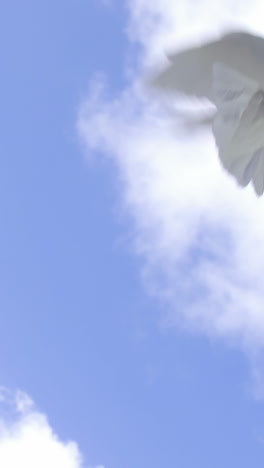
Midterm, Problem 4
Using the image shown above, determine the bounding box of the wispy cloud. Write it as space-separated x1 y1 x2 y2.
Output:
0 388 104 468
78 0 264 359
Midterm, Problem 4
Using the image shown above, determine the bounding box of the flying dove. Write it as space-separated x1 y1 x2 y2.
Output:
151 31 264 196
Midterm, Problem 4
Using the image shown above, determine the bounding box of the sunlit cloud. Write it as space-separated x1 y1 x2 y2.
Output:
0 388 104 468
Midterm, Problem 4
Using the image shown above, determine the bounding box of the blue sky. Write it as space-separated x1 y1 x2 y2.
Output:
1 0 264 467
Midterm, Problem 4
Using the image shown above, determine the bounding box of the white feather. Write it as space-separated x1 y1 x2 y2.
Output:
212 64 264 193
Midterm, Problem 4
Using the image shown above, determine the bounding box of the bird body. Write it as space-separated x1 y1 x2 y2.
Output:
151 31 264 195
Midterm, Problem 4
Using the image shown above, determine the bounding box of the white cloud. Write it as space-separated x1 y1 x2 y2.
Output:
126 0 264 67
0 388 104 468
78 0 264 356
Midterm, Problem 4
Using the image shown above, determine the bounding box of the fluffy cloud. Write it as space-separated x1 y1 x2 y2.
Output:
126 0 264 67
0 388 103 468
78 0 264 355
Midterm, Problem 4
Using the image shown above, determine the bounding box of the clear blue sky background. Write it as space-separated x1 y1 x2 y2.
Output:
1 1 264 467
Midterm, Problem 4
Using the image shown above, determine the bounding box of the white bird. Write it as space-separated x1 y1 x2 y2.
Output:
150 31 264 196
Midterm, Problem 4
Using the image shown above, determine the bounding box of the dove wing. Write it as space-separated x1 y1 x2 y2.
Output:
212 63 264 195
151 31 264 100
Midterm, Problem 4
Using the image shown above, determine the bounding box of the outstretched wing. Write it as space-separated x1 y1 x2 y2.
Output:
151 31 264 100
212 64 264 195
